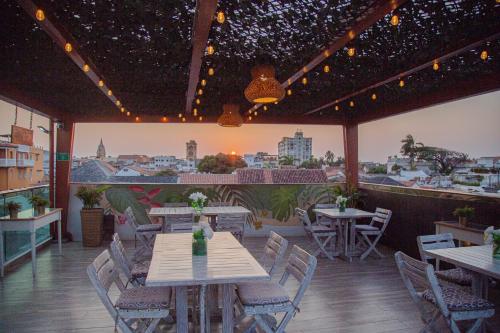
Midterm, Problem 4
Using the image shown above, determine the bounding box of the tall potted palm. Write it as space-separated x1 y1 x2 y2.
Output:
76 185 109 247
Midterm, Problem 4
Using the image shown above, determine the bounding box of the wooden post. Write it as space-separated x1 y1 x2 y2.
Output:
343 122 359 191
49 118 56 237
55 119 74 239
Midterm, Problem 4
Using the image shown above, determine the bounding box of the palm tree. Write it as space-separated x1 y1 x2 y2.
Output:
324 150 335 166
400 134 424 170
279 155 294 166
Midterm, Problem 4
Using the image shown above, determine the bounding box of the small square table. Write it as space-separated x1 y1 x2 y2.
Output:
146 232 269 333
313 208 375 261
0 208 62 277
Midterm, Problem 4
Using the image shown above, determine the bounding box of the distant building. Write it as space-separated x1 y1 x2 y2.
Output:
244 152 279 169
96 138 106 160
153 155 177 169
278 130 312 166
117 154 150 165
186 140 197 168
115 166 154 177
386 156 433 174
477 156 500 168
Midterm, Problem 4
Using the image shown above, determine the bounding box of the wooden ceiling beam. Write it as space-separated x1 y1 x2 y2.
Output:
247 0 408 114
355 73 500 124
16 0 125 116
305 31 500 116
185 0 218 115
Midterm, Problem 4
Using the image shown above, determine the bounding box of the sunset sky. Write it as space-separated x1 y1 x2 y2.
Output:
0 91 499 163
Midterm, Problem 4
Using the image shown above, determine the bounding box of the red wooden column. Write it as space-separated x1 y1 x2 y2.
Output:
343 121 359 190
55 118 74 239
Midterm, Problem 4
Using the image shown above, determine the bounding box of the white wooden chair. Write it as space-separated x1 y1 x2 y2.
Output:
354 207 392 260
296 208 337 260
394 251 494 333
417 233 473 287
260 231 289 276
87 250 171 333
236 245 317 333
124 207 161 258
314 203 338 226
110 233 150 287
166 213 194 233
216 213 246 242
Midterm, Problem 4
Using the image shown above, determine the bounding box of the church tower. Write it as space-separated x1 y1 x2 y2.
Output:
96 138 106 159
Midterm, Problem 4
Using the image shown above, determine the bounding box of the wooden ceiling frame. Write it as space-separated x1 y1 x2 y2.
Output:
246 0 408 115
184 0 218 115
305 31 500 116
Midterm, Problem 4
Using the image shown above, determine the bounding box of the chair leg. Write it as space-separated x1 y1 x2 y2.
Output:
360 233 384 260
254 314 275 333
144 318 161 333
466 318 484 333
312 234 335 260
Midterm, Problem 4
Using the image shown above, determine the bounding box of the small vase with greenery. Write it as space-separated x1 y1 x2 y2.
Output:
6 202 21 219
484 227 500 260
189 191 207 223
75 185 109 247
453 206 475 227
336 195 348 213
30 195 49 216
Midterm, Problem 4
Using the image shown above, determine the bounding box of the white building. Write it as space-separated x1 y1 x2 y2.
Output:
477 156 500 168
386 156 433 174
115 166 153 177
278 130 312 166
153 155 177 169
244 152 278 169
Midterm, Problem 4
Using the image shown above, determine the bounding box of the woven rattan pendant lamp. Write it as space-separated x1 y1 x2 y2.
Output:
217 103 243 127
244 64 285 104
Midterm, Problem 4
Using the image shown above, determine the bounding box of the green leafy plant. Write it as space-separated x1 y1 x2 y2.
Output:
30 195 49 208
453 206 475 219
76 185 110 209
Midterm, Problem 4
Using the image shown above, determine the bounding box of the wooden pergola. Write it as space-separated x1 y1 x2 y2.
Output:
1 0 499 235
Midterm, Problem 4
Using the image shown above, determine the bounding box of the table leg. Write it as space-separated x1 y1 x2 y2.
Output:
349 218 356 259
0 227 4 277
343 220 351 262
30 231 36 278
175 286 189 333
57 220 62 255
222 284 234 333
200 284 206 333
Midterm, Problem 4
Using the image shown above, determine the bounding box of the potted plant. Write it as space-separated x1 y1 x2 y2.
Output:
76 185 109 247
453 206 475 227
336 195 348 212
30 195 49 216
6 202 21 219
189 191 207 223
484 227 500 260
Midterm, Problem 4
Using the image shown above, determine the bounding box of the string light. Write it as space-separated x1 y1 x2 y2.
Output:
335 105 339 111
287 89 292 96
371 93 377 101
323 50 330 57
347 47 355 57
207 45 215 55
120 107 125 113
208 68 215 76
323 65 330 73
248 116 252 121
480 50 488 61
83 64 90 72
433 62 439 71
98 80 104 87
135 116 140 122
161 116 168 122
349 101 355 107
302 77 308 85
263 105 268 111
35 9 45 21
390 14 399 26
126 111 131 116
64 43 72 52
107 89 113 96
399 79 405 87
182 117 186 122
201 79 207 86
254 111 258 116
178 113 182 118
193 108 198 116
116 100 121 106
216 11 225 24
199 116 203 121
197 89 203 95
195 98 200 105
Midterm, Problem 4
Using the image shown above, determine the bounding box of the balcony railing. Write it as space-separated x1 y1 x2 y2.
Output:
0 158 16 167
16 159 34 167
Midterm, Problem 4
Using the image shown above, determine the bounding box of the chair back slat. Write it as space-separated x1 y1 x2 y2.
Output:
217 213 246 227
295 208 312 230
281 245 317 308
164 202 188 207
167 213 194 233
370 208 392 231
262 231 288 275
89 250 123 292
110 233 132 279
417 233 455 263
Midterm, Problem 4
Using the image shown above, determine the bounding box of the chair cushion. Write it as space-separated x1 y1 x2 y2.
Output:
237 281 290 306
422 287 494 312
116 287 171 310
136 224 162 232
131 260 150 279
311 225 335 233
354 224 379 231
436 268 472 286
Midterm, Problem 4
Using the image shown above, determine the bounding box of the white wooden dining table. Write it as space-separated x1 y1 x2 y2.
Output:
424 245 500 297
313 208 375 262
146 232 269 333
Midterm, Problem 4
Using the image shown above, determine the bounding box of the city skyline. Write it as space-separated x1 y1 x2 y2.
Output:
0 91 499 163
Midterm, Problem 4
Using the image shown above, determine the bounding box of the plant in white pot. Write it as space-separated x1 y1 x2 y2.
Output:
6 202 21 219
76 185 109 247
30 195 49 216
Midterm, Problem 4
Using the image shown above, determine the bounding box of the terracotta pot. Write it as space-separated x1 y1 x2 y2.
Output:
81 208 103 247
9 209 18 219
458 216 467 227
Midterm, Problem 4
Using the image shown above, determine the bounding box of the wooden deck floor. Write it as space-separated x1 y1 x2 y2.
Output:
0 237 499 333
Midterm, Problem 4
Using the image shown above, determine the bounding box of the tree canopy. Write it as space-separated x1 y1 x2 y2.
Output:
197 153 247 174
